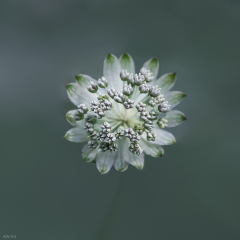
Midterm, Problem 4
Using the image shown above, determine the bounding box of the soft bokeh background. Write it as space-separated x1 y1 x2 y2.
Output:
1 0 240 239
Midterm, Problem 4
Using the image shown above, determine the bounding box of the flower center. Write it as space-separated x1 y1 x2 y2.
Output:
113 104 141 128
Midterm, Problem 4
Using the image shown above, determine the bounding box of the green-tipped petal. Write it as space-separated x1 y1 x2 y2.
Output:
155 73 176 93
82 144 100 162
66 82 98 107
139 136 164 157
75 74 95 85
164 91 186 109
165 110 187 127
143 58 159 80
103 54 122 90
65 109 84 126
96 151 116 174
64 127 88 143
119 53 135 73
126 152 144 170
153 127 176 145
114 140 128 172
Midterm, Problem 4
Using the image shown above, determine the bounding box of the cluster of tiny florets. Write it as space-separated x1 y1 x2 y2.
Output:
97 76 108 88
140 67 154 82
87 81 98 93
125 128 143 155
123 98 134 109
78 103 88 114
78 67 172 154
157 118 168 129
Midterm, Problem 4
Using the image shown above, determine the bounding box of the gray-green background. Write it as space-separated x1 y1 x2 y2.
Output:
1 0 240 239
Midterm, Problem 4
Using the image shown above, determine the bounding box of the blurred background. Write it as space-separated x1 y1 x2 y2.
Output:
1 0 240 239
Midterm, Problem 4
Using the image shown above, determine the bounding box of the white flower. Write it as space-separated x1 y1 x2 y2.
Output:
65 54 186 174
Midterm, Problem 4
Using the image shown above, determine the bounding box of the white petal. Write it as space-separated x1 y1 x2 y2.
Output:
103 54 122 91
139 136 164 157
119 53 135 73
126 152 145 170
164 91 186 109
82 144 100 162
66 74 98 107
143 58 159 80
153 127 176 145
96 151 116 174
64 127 88 143
155 73 176 94
114 140 128 172
165 110 187 127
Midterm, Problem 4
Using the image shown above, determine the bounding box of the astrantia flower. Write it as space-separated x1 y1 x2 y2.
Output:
65 54 186 174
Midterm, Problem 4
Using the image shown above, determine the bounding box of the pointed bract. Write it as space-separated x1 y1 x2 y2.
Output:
154 127 176 145
155 73 176 93
119 53 135 73
96 151 116 174
82 144 99 162
139 135 164 157
164 91 186 109
103 54 122 91
165 110 187 127
64 127 88 143
143 58 159 81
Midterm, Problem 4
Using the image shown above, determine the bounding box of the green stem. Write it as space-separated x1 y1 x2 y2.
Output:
94 174 127 240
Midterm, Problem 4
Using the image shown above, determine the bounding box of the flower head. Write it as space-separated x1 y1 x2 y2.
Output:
65 54 186 174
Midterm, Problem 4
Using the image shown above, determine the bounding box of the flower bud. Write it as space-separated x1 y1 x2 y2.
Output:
78 103 88 114
129 143 143 155
149 85 161 97
114 128 124 139
107 88 117 98
114 91 124 103
100 99 112 110
146 131 157 141
120 70 130 81
134 73 145 86
157 118 168 129
139 82 150 93
136 102 146 112
88 140 98 149
127 73 134 85
97 76 108 88
140 67 154 82
123 98 134 109
134 124 145 135
123 83 133 96
158 101 171 113
87 81 98 93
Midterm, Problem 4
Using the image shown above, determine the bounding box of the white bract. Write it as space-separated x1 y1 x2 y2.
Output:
65 54 186 174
